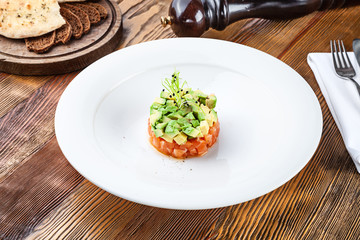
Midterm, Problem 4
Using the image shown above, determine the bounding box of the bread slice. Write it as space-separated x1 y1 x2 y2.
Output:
25 31 56 54
62 4 91 34
55 20 72 45
85 2 108 19
72 3 101 24
60 7 84 39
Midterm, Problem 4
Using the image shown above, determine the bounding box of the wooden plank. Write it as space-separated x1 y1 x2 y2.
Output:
26 179 224 239
118 0 173 48
0 73 75 181
203 12 321 58
0 137 84 240
0 75 49 118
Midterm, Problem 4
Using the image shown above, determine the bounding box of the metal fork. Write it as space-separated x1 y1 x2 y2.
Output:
330 40 360 96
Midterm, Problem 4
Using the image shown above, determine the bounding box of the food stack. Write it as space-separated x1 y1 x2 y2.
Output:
0 0 108 53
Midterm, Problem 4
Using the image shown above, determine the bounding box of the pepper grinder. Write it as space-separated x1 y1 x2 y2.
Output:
161 0 352 37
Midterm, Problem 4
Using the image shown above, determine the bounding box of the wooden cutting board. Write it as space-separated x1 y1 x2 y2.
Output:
0 0 122 76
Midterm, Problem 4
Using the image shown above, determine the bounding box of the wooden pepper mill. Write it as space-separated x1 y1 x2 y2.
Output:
161 0 353 37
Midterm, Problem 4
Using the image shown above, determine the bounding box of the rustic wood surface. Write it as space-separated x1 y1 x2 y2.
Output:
1 0 360 239
0 0 122 76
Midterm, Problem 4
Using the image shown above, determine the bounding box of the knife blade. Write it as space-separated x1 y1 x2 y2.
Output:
353 39 360 67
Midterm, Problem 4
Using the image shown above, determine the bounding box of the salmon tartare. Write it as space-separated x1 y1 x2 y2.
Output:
148 71 219 158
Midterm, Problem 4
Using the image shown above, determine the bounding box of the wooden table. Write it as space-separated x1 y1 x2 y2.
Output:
1 1 360 239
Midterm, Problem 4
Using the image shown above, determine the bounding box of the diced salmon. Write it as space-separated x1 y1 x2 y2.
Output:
173 148 187 158
196 141 207 156
152 137 160 148
205 134 213 145
189 148 197 156
148 119 220 159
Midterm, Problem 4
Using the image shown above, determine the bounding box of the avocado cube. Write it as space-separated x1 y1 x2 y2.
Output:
190 103 200 112
150 110 162 125
164 130 179 138
206 113 213 127
185 112 195 120
167 120 181 129
194 111 206 121
150 103 162 113
183 94 194 101
161 133 174 143
174 132 188 145
167 112 183 120
165 105 177 113
165 120 180 137
154 97 166 105
194 90 208 99
195 126 204 137
181 106 192 114
153 129 164 137
156 122 168 130
181 122 192 130
151 125 156 132
160 91 170 99
210 109 218 122
200 120 210 135
191 119 200 127
201 104 211 114
177 118 188 126
186 100 198 107
206 95 217 109
183 127 200 138
161 116 172 124
167 120 178 127
177 109 188 116
166 100 176 106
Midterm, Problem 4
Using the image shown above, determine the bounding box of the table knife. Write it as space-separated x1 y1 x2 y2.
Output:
353 39 360 66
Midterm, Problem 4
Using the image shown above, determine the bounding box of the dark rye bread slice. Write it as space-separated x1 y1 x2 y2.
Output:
60 7 83 39
62 4 91 35
85 2 108 19
25 31 56 54
72 3 101 24
55 20 72 45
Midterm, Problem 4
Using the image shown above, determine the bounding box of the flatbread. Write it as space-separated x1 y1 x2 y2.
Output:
0 0 66 39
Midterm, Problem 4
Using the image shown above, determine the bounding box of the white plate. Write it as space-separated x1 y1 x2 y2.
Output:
55 38 322 210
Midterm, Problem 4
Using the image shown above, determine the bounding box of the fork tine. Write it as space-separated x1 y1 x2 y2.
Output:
340 40 354 69
338 40 347 68
334 40 343 68
331 40 338 68
332 40 342 68
331 40 335 66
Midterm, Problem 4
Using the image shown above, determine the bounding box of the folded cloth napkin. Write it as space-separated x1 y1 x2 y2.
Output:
308 52 360 173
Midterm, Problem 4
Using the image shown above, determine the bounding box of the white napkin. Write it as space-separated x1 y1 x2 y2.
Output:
308 52 360 173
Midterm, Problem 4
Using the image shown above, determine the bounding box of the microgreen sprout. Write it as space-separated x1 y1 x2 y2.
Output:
162 71 187 107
